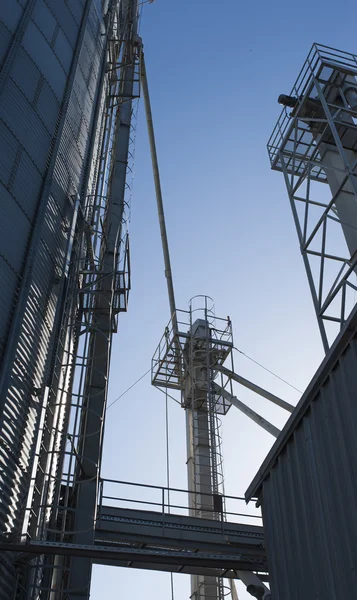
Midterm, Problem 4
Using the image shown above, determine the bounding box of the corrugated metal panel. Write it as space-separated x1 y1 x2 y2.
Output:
78 35 92 84
0 77 51 170
41 195 68 271
0 258 20 357
67 0 86 25
43 0 79 46
32 0 57 43
0 0 106 594
0 122 19 184
54 26 74 74
0 186 31 272
246 306 357 600
10 46 41 103
52 153 71 206
35 76 60 132
0 21 12 69
11 149 43 220
22 20 66 100
0 0 23 33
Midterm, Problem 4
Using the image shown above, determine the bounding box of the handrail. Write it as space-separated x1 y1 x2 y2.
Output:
98 478 262 524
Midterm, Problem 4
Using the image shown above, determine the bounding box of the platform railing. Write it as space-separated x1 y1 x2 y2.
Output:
268 43 357 168
98 478 262 527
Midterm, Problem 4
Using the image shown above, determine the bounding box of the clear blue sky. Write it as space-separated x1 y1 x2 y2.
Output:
91 0 357 598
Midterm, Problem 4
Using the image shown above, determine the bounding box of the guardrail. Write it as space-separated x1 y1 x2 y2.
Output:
98 478 262 526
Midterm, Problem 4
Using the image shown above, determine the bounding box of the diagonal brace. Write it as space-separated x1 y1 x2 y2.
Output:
212 383 280 438
216 365 294 413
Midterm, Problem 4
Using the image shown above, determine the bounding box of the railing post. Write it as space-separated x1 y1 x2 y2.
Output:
161 487 165 537
98 479 104 521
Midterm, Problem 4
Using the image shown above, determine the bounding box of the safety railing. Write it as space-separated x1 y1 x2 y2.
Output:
267 43 357 169
98 478 262 527
151 303 233 391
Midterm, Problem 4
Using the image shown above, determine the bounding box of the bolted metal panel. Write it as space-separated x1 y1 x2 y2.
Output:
32 0 58 43
10 46 42 104
0 259 19 357
66 0 86 26
54 26 74 74
0 186 31 273
0 0 23 33
1 77 52 169
0 122 20 185
12 151 36 207
41 0 80 46
0 21 12 69
246 304 357 599
22 20 67 100
34 76 61 133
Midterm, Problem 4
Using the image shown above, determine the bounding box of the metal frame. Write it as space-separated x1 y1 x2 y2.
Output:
0 478 267 589
152 296 236 600
12 3 140 598
268 44 357 350
97 478 262 524
55 3 140 597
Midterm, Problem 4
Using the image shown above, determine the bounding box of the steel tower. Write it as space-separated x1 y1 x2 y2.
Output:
153 297 234 600
270 44 357 350
0 0 139 597
152 298 278 600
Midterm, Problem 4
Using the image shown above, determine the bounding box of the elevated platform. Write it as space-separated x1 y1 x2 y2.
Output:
95 505 267 576
0 480 268 582
0 508 267 581
151 304 234 415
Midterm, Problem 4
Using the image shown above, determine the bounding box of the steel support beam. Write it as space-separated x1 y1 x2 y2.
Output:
96 506 265 556
0 506 267 578
0 540 266 578
212 384 280 438
217 365 294 413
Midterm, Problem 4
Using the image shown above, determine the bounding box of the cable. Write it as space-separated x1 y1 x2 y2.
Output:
106 348 301 411
164 385 175 600
106 367 151 409
170 574 174 600
233 346 302 393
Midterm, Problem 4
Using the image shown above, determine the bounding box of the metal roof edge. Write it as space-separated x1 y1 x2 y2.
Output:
245 304 357 503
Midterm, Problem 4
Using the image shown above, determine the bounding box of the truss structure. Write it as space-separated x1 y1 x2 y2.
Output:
268 44 357 349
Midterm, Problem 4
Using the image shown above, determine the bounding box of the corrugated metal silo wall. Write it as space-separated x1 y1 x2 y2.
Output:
246 310 357 600
0 0 106 594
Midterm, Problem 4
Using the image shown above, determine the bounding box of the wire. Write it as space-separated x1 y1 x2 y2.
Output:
106 367 151 409
164 385 175 600
106 346 301 412
233 346 302 394
170 574 175 600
